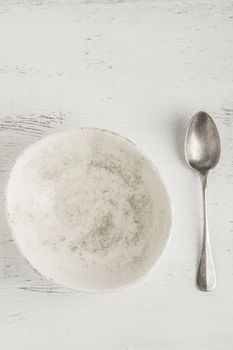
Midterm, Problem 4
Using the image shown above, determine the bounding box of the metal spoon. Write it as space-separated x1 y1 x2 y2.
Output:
185 111 221 291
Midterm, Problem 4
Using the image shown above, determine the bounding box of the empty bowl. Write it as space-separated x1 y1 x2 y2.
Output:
6 128 172 291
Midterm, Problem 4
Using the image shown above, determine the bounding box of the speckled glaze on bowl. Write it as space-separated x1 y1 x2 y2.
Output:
6 128 172 292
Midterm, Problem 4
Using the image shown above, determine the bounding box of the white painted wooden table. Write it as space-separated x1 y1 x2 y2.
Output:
0 1 233 349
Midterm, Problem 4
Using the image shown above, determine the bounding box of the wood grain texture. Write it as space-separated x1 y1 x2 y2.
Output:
0 0 233 349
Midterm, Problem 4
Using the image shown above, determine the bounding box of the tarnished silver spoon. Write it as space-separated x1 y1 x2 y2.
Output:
185 111 221 291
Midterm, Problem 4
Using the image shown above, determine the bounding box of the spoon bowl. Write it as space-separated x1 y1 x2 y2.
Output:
185 111 221 175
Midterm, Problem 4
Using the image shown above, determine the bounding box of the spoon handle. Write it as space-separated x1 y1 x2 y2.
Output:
197 174 216 291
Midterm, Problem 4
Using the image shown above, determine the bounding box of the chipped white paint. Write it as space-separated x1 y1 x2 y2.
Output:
0 0 233 349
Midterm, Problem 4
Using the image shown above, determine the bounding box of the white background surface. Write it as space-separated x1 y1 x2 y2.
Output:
0 1 233 349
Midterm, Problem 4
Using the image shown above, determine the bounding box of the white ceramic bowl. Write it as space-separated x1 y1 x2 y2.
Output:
6 128 172 291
